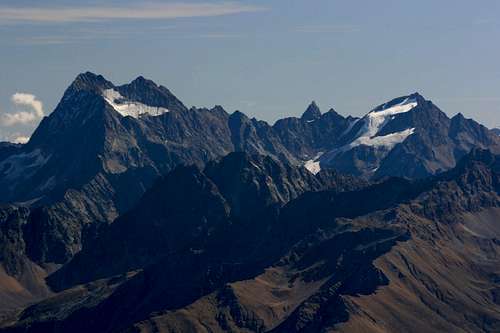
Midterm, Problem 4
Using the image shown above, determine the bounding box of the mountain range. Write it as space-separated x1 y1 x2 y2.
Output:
1 72 500 332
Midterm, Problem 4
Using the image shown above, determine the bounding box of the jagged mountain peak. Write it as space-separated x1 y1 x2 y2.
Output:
371 92 426 113
59 72 188 120
301 101 322 121
120 75 164 94
449 112 476 129
130 75 153 85
453 112 466 119
230 110 247 119
113 75 187 113
67 72 162 96
64 71 114 97
74 71 108 85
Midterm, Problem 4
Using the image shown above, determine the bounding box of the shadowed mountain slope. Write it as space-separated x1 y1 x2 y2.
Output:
2 150 499 332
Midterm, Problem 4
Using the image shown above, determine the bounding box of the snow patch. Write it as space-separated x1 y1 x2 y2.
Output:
0 149 50 181
305 160 321 175
304 152 323 175
102 89 169 118
249 161 262 171
348 128 416 150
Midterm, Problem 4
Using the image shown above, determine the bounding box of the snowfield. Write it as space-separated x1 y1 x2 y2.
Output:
348 127 416 150
352 96 417 147
102 89 169 118
304 159 321 175
304 152 324 175
331 96 418 156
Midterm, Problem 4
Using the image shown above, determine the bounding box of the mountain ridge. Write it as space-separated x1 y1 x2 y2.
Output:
1 72 499 324
2 149 499 332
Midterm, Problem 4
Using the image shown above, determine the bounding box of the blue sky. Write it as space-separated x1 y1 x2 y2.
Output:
1 0 499 142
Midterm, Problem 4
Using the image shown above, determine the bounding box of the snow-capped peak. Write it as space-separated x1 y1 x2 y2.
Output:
321 95 419 165
102 88 169 119
359 96 417 138
346 96 417 148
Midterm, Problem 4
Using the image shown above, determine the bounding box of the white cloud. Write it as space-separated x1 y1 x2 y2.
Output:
12 136 30 144
0 131 31 144
11 93 44 118
0 93 44 126
1 111 39 126
0 3 265 23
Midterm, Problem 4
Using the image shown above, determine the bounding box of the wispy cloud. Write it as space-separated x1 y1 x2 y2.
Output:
14 28 242 45
295 24 360 34
0 93 44 126
196 32 241 39
0 2 265 23
11 22 244 45
15 36 72 45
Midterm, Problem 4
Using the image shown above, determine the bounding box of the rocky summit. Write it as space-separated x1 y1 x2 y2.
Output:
1 73 500 333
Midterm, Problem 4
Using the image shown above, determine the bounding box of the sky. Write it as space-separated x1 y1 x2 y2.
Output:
0 0 499 142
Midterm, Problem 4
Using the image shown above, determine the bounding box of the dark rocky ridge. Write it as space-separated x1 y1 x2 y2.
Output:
2 150 500 332
47 152 366 291
0 71 499 323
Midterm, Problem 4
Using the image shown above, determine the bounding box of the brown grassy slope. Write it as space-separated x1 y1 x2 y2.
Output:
0 261 52 327
337 208 500 333
131 266 330 333
129 207 500 333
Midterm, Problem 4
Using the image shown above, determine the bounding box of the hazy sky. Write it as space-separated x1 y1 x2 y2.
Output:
1 0 499 142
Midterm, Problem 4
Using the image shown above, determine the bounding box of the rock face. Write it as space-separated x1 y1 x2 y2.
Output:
2 150 500 333
1 72 500 331
47 152 366 291
0 205 53 315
